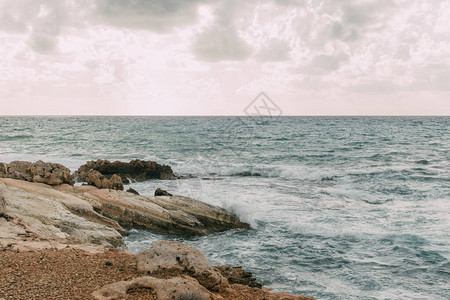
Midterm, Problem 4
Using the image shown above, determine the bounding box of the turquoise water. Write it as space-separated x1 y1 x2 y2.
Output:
0 116 449 299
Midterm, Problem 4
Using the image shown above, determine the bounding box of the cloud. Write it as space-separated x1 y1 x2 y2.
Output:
94 0 209 32
256 38 291 61
191 0 252 62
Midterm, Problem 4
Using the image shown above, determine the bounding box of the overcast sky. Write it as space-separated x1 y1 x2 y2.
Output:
0 0 449 115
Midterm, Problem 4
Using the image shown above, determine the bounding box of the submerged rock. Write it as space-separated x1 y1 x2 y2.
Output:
75 159 174 183
154 188 172 196
0 160 74 186
87 170 124 191
136 241 228 292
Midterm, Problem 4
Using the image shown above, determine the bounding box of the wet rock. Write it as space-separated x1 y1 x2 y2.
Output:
92 276 214 300
136 241 228 292
126 188 139 195
154 188 172 196
0 160 74 186
215 265 262 288
87 170 124 191
75 159 174 183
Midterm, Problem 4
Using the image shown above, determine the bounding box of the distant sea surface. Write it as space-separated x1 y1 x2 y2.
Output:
1 116 449 299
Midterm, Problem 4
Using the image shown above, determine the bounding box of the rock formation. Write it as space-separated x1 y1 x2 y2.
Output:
154 187 172 196
75 159 174 183
215 265 263 288
126 187 139 195
0 193 6 217
94 241 314 300
67 185 250 235
87 170 124 191
0 178 249 250
136 241 228 292
0 160 74 186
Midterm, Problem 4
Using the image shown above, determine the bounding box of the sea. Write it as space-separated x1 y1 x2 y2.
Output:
0 116 449 299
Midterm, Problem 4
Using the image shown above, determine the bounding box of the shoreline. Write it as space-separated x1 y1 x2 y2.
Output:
0 160 314 300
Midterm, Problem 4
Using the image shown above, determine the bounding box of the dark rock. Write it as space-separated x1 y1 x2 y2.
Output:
0 160 74 186
0 195 6 217
126 188 140 195
154 188 172 196
75 159 174 183
214 265 263 289
87 170 124 190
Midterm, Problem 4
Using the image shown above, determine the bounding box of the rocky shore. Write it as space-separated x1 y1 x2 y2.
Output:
0 160 314 299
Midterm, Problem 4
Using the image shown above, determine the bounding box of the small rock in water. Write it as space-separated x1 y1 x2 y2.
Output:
154 188 172 196
126 188 140 195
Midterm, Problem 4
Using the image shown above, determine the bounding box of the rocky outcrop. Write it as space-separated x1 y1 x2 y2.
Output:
87 170 124 191
93 276 213 300
215 265 262 288
68 185 250 235
136 241 228 292
94 241 314 300
154 188 172 196
75 159 174 183
126 187 139 195
0 179 124 249
0 194 6 217
0 160 74 186
0 178 249 251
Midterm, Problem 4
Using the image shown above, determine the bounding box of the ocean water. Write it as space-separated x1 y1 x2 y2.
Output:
0 116 449 299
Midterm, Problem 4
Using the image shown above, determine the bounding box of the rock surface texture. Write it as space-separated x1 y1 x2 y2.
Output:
0 178 249 250
75 159 174 183
215 265 263 288
93 241 314 300
87 170 124 191
136 241 228 292
154 188 172 196
0 160 74 186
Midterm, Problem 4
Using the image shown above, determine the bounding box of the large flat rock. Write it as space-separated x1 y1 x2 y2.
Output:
0 178 249 250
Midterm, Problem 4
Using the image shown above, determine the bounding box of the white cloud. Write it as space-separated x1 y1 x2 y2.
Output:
0 0 449 115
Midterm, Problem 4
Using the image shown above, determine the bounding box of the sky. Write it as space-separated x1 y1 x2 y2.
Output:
0 0 449 116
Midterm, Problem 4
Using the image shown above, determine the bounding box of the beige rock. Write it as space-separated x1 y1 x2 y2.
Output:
136 241 228 292
0 160 74 185
73 186 250 235
1 178 249 251
92 276 216 300
0 179 124 248
87 170 124 191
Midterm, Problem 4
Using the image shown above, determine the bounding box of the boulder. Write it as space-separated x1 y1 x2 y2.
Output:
136 241 228 292
126 187 139 195
87 170 124 191
154 188 172 196
215 265 262 288
92 276 215 300
0 160 74 186
75 159 174 183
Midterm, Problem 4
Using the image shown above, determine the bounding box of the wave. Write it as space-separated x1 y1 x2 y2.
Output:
0 134 34 141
